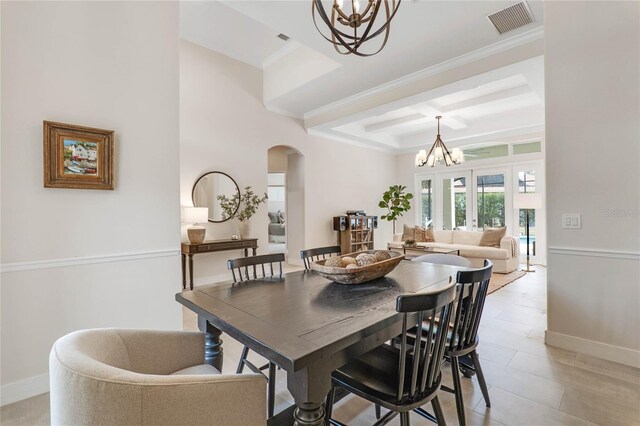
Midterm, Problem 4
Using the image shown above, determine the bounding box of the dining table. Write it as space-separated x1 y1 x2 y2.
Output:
175 260 458 426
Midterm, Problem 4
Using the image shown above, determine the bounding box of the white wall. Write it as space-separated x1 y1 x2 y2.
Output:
0 1 182 404
545 1 640 367
180 40 396 283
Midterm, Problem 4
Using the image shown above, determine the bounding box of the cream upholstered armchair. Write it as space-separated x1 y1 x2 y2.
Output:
50 329 266 426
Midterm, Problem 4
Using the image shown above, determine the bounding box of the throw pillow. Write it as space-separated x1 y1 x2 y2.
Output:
401 224 415 241
268 212 278 223
425 227 435 242
479 226 507 247
414 226 427 242
277 210 285 223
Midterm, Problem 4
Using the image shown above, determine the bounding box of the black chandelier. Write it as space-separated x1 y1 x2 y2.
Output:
312 0 401 57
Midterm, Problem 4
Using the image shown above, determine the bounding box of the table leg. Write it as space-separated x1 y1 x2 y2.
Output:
198 317 223 372
286 359 331 426
188 254 194 290
181 253 186 290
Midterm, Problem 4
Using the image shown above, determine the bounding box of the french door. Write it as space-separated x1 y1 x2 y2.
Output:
416 168 511 232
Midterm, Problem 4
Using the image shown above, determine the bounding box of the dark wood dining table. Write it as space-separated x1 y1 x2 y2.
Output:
175 260 457 426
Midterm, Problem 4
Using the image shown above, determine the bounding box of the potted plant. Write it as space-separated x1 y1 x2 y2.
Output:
404 239 416 248
217 186 268 238
379 185 413 234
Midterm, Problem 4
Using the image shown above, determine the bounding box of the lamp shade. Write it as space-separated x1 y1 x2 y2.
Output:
183 207 208 224
513 193 542 209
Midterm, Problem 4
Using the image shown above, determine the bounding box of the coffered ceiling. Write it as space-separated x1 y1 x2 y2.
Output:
180 1 545 152
311 56 544 152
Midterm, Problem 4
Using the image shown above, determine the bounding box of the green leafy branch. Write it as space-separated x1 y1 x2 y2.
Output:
378 185 413 222
218 186 268 222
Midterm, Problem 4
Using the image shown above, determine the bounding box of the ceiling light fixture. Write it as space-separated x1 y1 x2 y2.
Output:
415 116 464 167
311 0 401 57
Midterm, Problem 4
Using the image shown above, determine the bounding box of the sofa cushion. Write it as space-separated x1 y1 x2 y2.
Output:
415 226 427 242
480 227 507 247
452 230 482 245
457 244 509 260
401 224 415 241
425 227 435 242
433 230 453 244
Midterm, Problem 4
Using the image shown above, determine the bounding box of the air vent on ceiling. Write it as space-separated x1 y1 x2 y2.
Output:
277 33 290 41
487 2 535 35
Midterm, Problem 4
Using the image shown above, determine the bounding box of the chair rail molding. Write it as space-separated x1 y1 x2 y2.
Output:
1 249 180 273
547 246 640 261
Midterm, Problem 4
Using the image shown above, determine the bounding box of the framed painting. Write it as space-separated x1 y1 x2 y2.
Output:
43 121 114 190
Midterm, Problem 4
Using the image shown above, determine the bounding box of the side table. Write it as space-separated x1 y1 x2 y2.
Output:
181 238 258 290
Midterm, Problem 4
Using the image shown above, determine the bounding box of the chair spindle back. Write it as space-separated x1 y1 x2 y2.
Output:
300 246 341 270
395 278 456 404
449 260 493 352
227 253 285 283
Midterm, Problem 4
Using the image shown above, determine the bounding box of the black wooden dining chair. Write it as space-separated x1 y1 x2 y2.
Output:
227 253 285 417
399 260 493 425
326 278 457 426
300 245 341 270
441 259 493 426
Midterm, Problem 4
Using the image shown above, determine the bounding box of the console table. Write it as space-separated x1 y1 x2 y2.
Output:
181 239 258 290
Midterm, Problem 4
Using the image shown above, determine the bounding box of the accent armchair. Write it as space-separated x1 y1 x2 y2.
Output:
49 329 266 426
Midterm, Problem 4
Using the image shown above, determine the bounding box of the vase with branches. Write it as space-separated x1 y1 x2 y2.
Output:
379 185 413 234
217 186 268 238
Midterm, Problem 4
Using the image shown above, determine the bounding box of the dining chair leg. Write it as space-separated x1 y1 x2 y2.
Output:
267 362 276 417
325 386 336 421
236 346 249 374
451 357 466 426
470 350 491 407
400 411 410 426
375 404 381 419
431 395 447 426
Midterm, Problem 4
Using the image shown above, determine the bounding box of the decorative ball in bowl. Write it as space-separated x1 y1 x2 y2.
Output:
310 250 405 285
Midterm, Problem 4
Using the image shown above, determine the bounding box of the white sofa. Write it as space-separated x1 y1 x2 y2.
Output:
388 230 519 273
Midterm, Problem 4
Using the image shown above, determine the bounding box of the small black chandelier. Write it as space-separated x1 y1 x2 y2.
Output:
416 116 464 167
312 0 401 57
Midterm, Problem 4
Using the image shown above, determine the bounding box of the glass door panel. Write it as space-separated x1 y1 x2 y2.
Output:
516 169 537 255
420 178 434 228
476 173 506 229
440 172 471 230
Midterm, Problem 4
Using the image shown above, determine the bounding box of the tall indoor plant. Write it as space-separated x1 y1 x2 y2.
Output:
379 185 413 234
218 186 268 238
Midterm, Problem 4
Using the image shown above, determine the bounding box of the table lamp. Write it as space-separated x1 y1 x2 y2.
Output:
183 207 208 244
513 193 542 272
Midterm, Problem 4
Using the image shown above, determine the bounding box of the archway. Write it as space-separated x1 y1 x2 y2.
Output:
267 146 305 264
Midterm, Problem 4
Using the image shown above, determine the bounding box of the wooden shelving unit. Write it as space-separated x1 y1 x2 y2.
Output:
336 215 377 254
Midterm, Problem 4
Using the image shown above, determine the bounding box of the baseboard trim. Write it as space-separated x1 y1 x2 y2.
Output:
548 247 640 261
1 373 49 406
545 331 640 368
1 249 180 273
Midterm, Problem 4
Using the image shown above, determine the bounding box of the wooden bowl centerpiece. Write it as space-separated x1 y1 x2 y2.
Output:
310 250 405 285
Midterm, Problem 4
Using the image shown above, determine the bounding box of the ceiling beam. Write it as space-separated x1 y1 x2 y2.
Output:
363 113 426 133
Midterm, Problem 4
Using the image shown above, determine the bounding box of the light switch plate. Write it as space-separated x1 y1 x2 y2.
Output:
562 214 582 229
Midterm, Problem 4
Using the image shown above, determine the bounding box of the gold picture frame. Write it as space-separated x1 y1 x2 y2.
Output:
43 121 114 190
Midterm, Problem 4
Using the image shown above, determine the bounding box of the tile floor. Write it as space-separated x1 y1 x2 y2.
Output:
2 266 639 426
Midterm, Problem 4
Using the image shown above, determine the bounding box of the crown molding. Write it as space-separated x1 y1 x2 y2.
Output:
303 26 544 122
264 104 303 120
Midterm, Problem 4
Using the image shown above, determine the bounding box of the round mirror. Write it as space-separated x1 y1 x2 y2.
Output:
192 171 240 223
